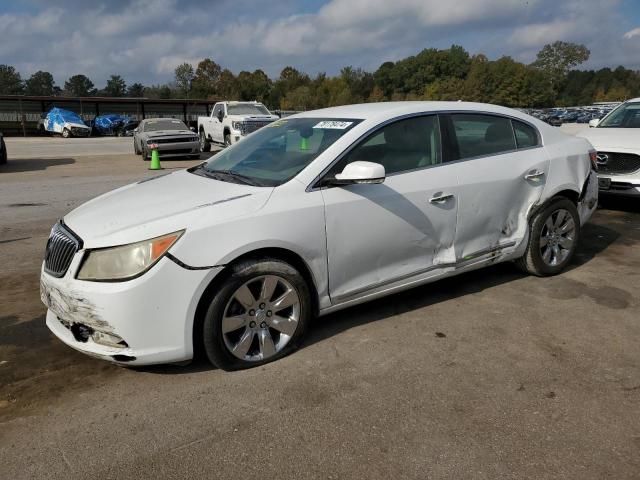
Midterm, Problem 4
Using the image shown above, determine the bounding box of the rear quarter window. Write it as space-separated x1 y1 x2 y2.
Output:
513 120 539 149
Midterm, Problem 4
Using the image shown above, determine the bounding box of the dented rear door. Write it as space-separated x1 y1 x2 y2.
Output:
442 113 549 261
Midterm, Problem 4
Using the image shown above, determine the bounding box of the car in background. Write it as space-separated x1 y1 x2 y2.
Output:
43 108 91 138
198 101 279 150
119 120 139 137
0 132 7 165
577 98 640 196
40 101 598 370
93 114 134 136
546 115 563 127
133 118 200 160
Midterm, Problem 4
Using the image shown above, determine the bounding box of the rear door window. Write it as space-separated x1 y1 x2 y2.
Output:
449 114 516 160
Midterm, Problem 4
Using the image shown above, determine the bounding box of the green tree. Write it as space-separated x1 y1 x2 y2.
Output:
237 69 272 102
25 70 55 96
0 64 24 94
64 74 96 96
127 83 145 97
174 63 195 97
192 58 222 98
531 41 590 95
103 75 127 97
217 69 239 99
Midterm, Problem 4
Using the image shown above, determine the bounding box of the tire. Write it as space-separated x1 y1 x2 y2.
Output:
224 133 232 147
62 128 70 138
0 138 7 165
199 129 211 152
202 258 311 371
142 145 149 161
133 139 140 155
515 197 580 276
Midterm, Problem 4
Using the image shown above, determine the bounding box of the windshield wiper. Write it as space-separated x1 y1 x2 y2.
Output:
193 165 263 186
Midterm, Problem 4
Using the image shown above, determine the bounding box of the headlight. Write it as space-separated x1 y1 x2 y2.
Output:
77 230 184 281
232 121 243 131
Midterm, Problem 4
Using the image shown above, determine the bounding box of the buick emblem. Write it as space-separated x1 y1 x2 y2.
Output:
596 153 609 165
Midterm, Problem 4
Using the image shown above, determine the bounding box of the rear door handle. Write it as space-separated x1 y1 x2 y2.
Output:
429 193 454 204
524 170 545 180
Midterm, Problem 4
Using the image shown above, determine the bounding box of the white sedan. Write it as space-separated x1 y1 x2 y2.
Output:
578 98 640 196
40 102 599 370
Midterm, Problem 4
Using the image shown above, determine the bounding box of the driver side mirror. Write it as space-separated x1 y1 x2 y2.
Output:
329 161 385 185
589 118 600 128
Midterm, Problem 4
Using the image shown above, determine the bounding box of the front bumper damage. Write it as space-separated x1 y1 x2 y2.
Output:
41 252 222 365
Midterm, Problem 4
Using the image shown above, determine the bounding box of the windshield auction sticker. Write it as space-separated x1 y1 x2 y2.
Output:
313 121 353 129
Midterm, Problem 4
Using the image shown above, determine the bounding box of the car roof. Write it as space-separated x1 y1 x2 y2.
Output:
293 101 533 121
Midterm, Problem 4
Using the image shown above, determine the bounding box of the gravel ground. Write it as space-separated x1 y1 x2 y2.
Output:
0 137 638 479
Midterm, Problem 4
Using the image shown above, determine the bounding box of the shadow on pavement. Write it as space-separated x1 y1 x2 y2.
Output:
599 195 640 213
0 157 75 173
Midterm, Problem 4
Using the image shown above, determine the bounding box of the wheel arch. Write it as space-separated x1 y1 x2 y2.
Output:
191 246 320 359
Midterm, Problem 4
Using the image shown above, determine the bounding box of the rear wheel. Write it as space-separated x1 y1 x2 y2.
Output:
202 258 311 371
516 197 580 276
199 129 211 152
0 137 7 165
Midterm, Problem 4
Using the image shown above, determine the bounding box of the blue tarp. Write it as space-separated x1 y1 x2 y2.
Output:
43 107 88 134
93 114 133 135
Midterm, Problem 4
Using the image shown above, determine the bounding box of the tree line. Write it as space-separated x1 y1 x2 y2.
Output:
1 42 638 109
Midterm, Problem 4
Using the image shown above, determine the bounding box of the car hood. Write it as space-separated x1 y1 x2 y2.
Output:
577 128 640 151
64 170 273 248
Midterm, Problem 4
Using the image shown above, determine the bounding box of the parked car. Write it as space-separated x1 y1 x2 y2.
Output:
198 101 279 151
546 115 563 127
119 120 139 137
0 132 7 165
43 107 91 137
132 118 200 160
577 98 640 196
93 114 133 136
40 102 598 370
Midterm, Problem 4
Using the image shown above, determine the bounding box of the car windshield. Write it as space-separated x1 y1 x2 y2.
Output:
598 102 640 128
144 119 188 131
192 118 361 187
227 104 271 115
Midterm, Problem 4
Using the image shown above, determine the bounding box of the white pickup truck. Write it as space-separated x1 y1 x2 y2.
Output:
198 101 279 151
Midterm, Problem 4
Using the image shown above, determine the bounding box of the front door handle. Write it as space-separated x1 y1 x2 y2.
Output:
429 193 454 204
524 170 545 180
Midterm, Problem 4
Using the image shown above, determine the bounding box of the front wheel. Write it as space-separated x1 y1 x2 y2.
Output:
202 258 311 371
224 133 232 147
199 130 211 152
516 197 580 276
0 138 7 165
62 128 70 138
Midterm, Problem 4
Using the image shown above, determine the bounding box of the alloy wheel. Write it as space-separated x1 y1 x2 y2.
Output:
222 275 300 362
540 208 575 266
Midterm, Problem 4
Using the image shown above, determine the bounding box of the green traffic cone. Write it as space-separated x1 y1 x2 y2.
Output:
300 137 309 151
149 149 162 170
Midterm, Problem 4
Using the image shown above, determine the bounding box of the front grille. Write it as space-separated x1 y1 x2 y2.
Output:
239 120 274 135
152 136 197 144
157 148 194 155
596 152 640 174
44 223 82 278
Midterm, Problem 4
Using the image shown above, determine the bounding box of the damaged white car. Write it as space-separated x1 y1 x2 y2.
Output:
41 102 598 370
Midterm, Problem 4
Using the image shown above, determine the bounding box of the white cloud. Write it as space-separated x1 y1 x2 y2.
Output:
624 27 640 39
0 0 637 86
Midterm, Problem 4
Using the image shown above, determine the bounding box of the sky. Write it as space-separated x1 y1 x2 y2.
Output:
1 0 639 88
